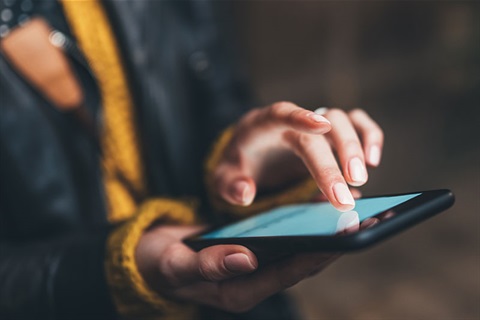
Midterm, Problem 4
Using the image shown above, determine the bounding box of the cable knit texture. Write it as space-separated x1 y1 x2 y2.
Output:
61 1 197 318
205 126 320 217
61 1 316 318
61 0 145 223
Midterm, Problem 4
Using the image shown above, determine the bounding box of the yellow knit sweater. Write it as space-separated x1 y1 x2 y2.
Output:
61 1 318 319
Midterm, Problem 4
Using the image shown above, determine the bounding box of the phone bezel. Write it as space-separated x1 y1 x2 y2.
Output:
183 189 454 255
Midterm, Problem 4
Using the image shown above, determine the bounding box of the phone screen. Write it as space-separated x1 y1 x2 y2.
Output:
201 193 422 239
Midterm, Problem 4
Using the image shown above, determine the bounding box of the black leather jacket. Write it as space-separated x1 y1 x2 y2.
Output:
0 1 252 318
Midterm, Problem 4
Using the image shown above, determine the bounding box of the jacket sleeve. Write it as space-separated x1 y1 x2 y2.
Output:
0 55 117 319
0 199 197 320
0 224 116 319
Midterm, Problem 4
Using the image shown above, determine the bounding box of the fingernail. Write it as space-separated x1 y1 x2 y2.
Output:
362 218 379 229
369 145 381 166
349 157 367 183
336 211 359 232
346 217 360 230
224 253 256 273
314 107 329 115
333 183 355 207
307 112 330 124
233 181 253 206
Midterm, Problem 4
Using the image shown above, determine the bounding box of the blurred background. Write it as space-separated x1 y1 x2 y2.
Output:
232 1 479 319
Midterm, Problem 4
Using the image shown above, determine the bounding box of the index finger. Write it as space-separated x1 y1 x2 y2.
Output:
248 102 332 135
284 132 355 211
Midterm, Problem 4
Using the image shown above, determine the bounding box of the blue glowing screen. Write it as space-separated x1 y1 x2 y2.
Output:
201 193 421 239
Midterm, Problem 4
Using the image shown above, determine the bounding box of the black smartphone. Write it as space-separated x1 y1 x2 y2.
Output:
184 189 454 261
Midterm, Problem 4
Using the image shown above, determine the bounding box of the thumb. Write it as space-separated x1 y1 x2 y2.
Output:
164 244 258 286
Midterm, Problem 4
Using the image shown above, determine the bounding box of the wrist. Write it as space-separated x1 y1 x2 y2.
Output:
135 226 163 294
105 199 197 318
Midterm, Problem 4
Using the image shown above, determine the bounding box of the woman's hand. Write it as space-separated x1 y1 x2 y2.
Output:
135 103 382 311
213 102 384 211
136 225 337 313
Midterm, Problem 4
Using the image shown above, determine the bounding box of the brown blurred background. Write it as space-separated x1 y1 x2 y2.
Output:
232 1 479 319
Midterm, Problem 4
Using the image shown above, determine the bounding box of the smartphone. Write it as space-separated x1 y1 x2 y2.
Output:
184 189 454 261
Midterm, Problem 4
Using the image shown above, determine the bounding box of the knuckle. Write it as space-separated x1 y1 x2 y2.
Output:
198 257 227 282
370 128 384 142
339 139 361 153
318 167 341 181
158 263 174 286
270 102 284 114
286 112 295 125
349 108 366 118
273 101 294 109
242 108 261 124
286 109 304 125
270 101 294 115
363 124 384 144
158 244 183 287
297 134 315 149
282 131 302 155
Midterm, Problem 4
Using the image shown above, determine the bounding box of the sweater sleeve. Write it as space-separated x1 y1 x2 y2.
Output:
104 198 198 320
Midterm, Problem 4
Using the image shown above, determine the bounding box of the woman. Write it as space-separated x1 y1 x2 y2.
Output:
0 0 383 319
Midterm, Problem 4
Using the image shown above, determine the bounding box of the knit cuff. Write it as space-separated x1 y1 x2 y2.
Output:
105 199 197 319
205 127 319 217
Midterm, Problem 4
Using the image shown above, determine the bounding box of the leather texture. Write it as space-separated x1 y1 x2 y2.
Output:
0 18 83 110
0 0 252 318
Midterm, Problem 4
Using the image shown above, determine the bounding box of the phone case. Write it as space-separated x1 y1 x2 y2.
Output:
184 189 454 264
